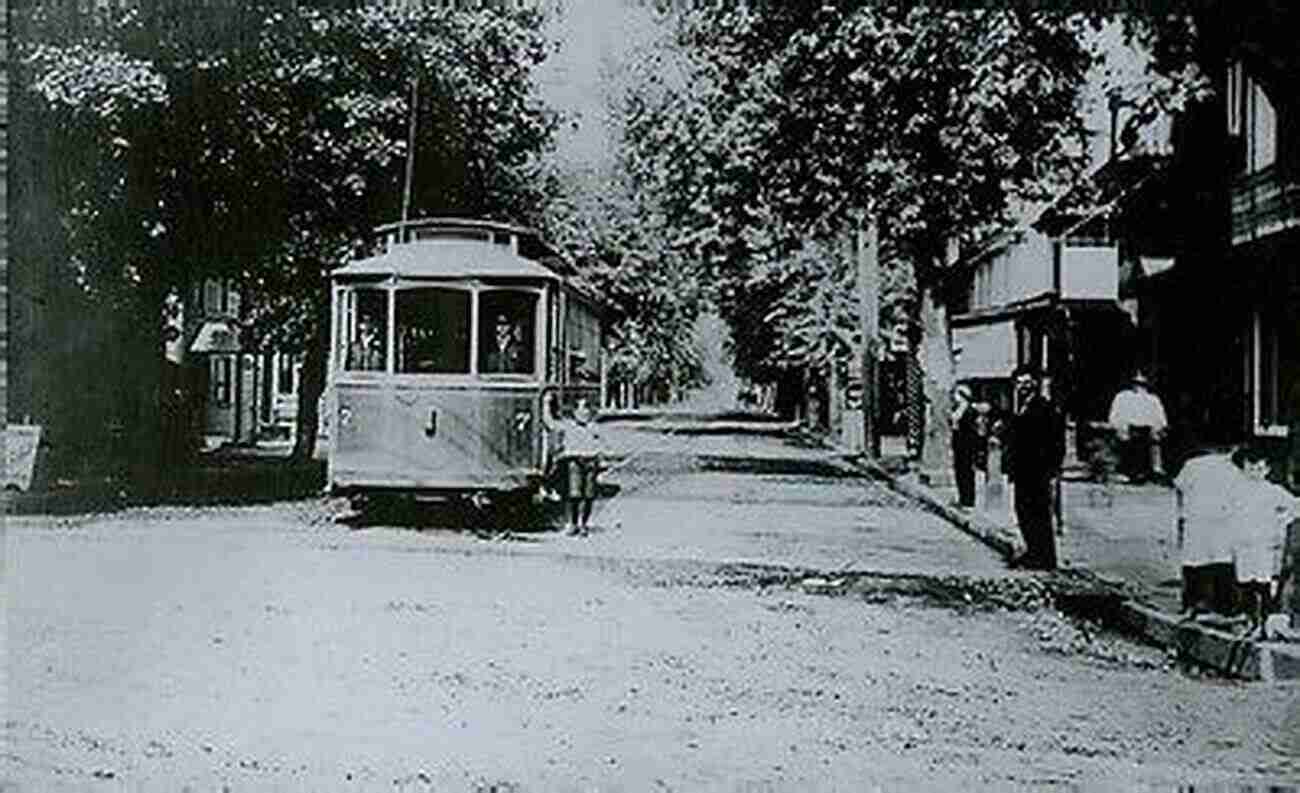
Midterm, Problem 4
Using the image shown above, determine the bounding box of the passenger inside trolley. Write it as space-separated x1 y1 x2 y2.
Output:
479 292 537 375
346 294 387 372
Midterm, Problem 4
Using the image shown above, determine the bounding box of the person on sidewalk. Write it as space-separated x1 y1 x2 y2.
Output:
951 384 980 509
1173 443 1243 617
1006 364 1065 571
1107 372 1168 484
1228 446 1300 631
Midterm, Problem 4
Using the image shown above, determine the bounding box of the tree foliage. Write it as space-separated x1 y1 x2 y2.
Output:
19 2 559 460
543 164 708 403
622 3 1099 382
541 16 709 404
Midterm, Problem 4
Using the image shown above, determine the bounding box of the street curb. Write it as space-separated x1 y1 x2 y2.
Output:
800 430 1300 682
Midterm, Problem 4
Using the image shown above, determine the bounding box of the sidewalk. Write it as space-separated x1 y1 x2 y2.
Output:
929 475 1183 613
833 434 1300 681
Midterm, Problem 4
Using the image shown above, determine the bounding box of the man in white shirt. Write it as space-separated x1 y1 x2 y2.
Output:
1108 373 1169 483
1173 447 1242 616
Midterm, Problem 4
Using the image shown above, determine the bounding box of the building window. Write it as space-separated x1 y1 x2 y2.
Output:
277 354 297 395
227 283 241 318
1228 60 1280 175
1252 306 1300 433
212 356 233 407
204 279 222 315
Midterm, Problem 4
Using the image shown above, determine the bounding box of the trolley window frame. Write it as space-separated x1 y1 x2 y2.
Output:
331 278 550 385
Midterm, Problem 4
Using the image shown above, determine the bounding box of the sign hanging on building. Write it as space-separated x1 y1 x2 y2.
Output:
5 425 44 492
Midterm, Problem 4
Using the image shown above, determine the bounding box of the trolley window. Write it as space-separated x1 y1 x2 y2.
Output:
565 298 602 385
478 290 538 376
344 288 389 372
395 287 471 374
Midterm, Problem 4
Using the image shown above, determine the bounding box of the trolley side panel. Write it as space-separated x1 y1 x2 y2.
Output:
331 382 542 493
478 388 542 474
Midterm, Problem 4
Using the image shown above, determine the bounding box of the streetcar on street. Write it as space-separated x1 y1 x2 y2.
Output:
326 217 605 515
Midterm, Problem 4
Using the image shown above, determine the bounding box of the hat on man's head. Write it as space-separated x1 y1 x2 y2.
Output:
1231 443 1270 468
1011 363 1040 380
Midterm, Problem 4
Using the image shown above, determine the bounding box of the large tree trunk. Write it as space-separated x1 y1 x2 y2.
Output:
128 285 167 497
291 288 329 462
828 356 842 446
919 284 955 485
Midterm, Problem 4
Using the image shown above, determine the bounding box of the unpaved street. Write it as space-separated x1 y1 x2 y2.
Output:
4 420 1298 791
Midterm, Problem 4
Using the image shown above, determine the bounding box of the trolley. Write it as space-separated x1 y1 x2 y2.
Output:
326 218 605 513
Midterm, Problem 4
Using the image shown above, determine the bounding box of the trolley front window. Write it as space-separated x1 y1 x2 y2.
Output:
396 287 471 374
478 290 538 376
344 288 389 372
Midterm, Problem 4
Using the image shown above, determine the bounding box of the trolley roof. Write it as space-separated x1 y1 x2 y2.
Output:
333 239 559 282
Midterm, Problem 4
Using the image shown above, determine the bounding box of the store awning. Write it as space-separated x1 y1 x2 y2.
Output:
954 320 1017 380
188 320 241 354
1138 256 1175 278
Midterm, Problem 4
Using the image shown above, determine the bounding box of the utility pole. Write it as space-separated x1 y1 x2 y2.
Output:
857 215 881 459
841 227 864 454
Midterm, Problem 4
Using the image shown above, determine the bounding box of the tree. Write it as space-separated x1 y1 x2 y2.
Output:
227 3 559 458
540 14 709 409
543 165 707 408
19 2 560 470
17 11 231 487
623 2 1098 464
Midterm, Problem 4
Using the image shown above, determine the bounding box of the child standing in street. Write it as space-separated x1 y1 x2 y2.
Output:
557 397 602 536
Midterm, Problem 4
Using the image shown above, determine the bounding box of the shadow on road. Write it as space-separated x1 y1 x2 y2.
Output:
694 455 859 479
5 458 328 516
598 409 786 424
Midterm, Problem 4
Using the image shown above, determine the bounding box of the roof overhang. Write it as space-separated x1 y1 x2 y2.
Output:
334 240 560 282
189 319 242 354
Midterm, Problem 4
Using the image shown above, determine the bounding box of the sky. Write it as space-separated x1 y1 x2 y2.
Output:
536 0 661 171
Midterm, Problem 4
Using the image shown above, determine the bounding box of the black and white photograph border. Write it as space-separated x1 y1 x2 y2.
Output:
3 0 1299 790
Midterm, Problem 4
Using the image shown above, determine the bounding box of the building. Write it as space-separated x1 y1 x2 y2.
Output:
171 278 303 450
1123 8 1300 474
947 215 1130 437
1226 52 1299 451
944 78 1193 465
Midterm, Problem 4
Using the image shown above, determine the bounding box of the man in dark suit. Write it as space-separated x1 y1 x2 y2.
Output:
1007 363 1065 570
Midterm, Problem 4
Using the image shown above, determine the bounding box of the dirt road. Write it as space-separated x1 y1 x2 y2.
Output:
3 421 1297 791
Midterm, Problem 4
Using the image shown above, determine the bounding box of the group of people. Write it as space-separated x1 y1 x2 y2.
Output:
953 366 1298 626
1174 443 1299 628
950 364 1065 571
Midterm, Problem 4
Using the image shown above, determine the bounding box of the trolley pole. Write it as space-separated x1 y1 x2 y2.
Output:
401 75 419 225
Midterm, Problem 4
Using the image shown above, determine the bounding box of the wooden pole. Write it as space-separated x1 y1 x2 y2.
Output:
401 76 419 225
857 216 880 458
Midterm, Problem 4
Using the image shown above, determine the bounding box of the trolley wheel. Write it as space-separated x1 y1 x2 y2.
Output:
471 492 541 534
350 493 408 523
